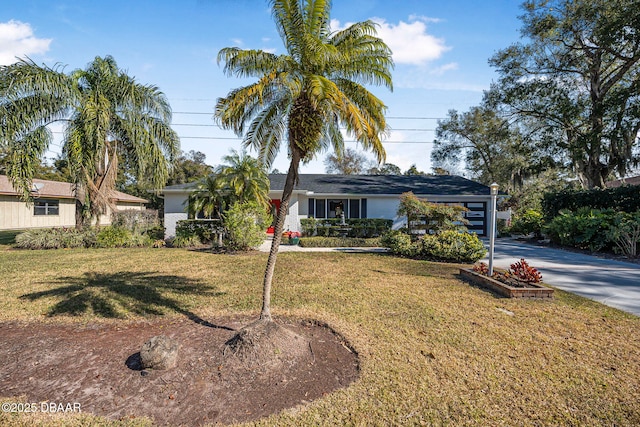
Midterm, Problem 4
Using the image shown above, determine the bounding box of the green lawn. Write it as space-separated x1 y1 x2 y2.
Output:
1 247 639 426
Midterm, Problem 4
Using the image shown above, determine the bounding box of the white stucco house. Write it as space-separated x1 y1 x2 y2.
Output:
161 174 497 239
0 175 148 230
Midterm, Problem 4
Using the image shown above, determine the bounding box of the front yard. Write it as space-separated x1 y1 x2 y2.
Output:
1 247 639 426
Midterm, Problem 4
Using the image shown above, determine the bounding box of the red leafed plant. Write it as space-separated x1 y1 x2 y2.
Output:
509 259 543 283
473 262 489 275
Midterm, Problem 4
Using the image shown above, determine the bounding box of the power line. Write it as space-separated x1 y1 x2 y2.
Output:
170 123 436 131
172 111 446 120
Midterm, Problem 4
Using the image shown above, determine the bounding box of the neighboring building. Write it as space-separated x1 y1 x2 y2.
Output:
161 174 497 238
0 175 147 230
606 175 640 188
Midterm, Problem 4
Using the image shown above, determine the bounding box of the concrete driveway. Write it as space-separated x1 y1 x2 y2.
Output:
484 239 640 316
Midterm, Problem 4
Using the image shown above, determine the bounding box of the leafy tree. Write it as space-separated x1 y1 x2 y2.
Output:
324 147 369 174
167 150 213 186
403 164 427 176
367 162 402 175
0 56 179 224
215 0 392 331
490 0 640 189
432 103 558 192
397 192 468 235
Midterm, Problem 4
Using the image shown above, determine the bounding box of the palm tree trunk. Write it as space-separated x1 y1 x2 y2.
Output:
259 149 301 322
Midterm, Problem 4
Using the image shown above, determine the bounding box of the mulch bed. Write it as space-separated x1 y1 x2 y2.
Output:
0 316 359 426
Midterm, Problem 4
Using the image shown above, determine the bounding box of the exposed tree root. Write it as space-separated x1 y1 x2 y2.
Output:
223 319 310 368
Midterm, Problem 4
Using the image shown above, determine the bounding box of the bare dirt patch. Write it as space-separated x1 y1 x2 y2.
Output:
0 316 359 426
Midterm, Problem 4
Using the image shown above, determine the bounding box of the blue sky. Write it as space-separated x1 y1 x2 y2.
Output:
1 0 524 175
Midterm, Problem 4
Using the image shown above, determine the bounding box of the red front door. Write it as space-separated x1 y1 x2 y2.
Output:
266 199 281 234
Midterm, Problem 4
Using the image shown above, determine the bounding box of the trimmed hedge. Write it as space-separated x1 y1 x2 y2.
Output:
300 218 392 238
298 237 381 247
542 186 640 219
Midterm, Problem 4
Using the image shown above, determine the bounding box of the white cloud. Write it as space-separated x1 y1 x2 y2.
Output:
331 16 449 66
0 20 51 65
262 47 277 54
231 38 243 46
430 62 458 76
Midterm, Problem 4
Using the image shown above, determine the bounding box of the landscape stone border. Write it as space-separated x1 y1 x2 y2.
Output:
460 268 554 299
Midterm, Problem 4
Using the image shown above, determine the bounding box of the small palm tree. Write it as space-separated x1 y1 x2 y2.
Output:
216 0 393 326
187 151 270 219
215 150 270 209
187 175 226 219
0 56 179 224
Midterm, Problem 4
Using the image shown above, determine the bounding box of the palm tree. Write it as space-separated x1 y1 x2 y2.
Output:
215 0 393 325
0 56 179 224
215 150 271 209
187 150 270 219
187 174 226 219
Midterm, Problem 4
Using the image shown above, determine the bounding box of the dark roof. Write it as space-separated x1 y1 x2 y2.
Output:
162 174 491 196
268 174 491 196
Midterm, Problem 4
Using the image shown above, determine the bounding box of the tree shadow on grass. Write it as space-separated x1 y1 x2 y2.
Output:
20 271 234 330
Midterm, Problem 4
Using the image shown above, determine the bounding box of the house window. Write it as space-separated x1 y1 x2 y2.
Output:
34 199 59 216
308 198 367 219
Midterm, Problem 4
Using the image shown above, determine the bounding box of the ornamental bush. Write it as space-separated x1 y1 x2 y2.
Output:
175 219 224 243
96 226 133 248
417 230 487 263
510 209 544 238
15 227 95 250
544 208 618 252
223 200 271 251
380 230 415 256
381 229 486 263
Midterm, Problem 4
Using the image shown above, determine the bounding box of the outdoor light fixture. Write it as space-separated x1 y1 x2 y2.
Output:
488 182 499 276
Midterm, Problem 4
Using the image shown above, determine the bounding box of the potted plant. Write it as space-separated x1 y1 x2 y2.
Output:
283 230 301 245
289 231 301 245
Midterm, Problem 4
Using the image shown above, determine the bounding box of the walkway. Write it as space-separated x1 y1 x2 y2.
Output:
485 239 640 316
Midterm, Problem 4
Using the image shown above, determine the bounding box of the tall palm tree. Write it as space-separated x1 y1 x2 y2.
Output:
216 0 393 324
0 56 179 224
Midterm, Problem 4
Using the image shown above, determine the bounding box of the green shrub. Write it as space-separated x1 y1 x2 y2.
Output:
301 218 392 238
542 186 640 219
511 209 544 237
607 211 640 258
381 229 486 262
544 208 618 252
223 201 272 251
298 237 381 247
111 209 159 233
417 230 487 263
96 226 132 248
380 230 415 256
176 219 224 243
170 234 202 248
15 228 93 250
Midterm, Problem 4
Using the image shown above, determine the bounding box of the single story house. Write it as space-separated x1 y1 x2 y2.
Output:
161 174 498 238
0 175 148 230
